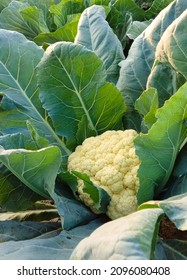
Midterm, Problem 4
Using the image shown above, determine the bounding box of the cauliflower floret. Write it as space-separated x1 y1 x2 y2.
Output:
68 130 140 220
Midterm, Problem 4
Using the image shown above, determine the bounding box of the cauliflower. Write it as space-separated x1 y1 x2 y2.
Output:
68 130 140 220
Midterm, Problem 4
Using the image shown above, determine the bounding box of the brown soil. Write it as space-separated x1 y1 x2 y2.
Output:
159 215 187 240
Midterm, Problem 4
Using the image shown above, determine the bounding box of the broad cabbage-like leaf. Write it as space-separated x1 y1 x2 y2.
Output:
37 41 126 149
0 217 105 260
135 82 187 204
0 29 71 165
147 10 187 101
34 15 80 45
0 145 62 198
135 87 158 130
156 239 187 260
0 220 60 242
49 0 85 28
75 5 125 84
70 208 163 260
139 193 187 231
0 1 49 40
117 0 187 128
0 163 42 212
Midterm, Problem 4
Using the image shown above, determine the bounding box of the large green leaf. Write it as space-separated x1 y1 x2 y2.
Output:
135 82 187 204
0 1 49 40
139 193 187 231
156 239 187 260
0 145 62 198
0 208 58 222
147 10 187 100
0 29 71 165
117 0 187 129
162 144 187 198
34 15 80 45
0 220 60 242
0 164 42 212
135 87 158 131
71 171 111 213
159 194 187 231
49 0 85 28
0 217 105 259
70 208 163 260
53 179 97 230
75 5 125 84
0 0 12 12
37 41 126 148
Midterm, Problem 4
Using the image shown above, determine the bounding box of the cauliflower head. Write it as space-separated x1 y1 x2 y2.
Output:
68 130 140 220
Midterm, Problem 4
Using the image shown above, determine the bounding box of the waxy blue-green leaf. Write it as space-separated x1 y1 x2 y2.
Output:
75 5 125 84
37 42 126 148
70 208 163 260
0 164 42 212
156 239 187 260
0 145 62 198
34 15 80 45
159 194 187 231
0 220 60 243
0 1 49 40
0 133 44 211
135 87 158 130
0 0 11 12
112 0 172 21
0 29 71 165
135 82 187 204
160 144 187 199
139 193 187 231
0 208 58 222
0 217 105 259
147 10 187 99
117 0 187 128
72 171 111 213
49 0 85 28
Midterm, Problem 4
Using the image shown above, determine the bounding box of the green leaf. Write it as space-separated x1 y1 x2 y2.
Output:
0 164 42 212
0 209 58 222
0 220 61 243
49 0 85 28
75 5 125 84
156 239 187 260
20 6 49 34
37 42 126 148
117 0 187 128
139 193 187 231
0 0 12 12
147 10 187 99
145 0 173 19
135 82 187 204
70 208 163 260
0 217 105 259
34 15 80 45
0 145 62 198
54 177 97 230
0 1 47 40
159 194 187 231
135 87 158 130
0 29 71 165
0 109 29 136
112 0 145 21
160 144 187 198
127 19 152 40
106 7 132 48
72 171 111 213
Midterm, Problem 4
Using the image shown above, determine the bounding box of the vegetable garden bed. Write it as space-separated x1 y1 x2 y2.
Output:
0 0 187 260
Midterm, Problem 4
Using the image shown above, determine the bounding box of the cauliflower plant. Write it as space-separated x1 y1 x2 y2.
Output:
68 130 140 220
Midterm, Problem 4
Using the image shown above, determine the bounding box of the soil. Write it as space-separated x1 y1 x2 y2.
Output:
159 215 187 240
